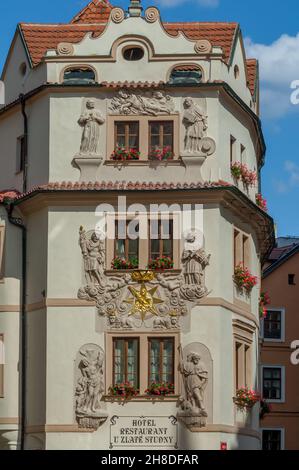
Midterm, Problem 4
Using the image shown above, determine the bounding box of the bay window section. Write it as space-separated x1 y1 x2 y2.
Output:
113 338 139 388
149 338 174 385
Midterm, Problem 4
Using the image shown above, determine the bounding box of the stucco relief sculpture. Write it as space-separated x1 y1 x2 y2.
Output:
177 343 213 428
78 227 210 328
79 226 105 286
78 100 105 155
181 97 216 161
75 344 108 430
110 90 175 116
72 99 105 182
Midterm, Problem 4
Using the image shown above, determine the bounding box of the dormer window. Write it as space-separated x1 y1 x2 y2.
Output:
63 67 96 85
168 66 202 85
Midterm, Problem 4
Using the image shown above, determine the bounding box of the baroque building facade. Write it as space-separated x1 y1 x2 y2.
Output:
0 0 274 450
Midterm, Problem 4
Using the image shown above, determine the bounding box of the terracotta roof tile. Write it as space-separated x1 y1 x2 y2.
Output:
0 181 232 202
101 81 166 88
71 0 113 24
163 22 238 63
246 58 258 96
19 23 106 66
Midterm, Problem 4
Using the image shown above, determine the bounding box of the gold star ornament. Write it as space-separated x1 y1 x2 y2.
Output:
124 283 164 321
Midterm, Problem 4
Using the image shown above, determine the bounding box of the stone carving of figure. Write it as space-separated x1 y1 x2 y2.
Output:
179 350 208 417
182 233 210 286
108 312 134 329
153 313 179 330
76 347 105 415
79 226 105 286
183 97 208 153
78 100 105 154
110 90 175 116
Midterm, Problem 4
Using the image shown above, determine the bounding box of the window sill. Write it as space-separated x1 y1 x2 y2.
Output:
105 269 182 276
103 395 180 403
104 160 183 167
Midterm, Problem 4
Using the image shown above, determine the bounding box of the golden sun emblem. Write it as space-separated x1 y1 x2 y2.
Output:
124 283 164 321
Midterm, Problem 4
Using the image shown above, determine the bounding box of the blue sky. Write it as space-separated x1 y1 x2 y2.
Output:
1 0 299 237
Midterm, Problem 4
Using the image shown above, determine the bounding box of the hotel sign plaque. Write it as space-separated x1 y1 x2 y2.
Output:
110 416 178 449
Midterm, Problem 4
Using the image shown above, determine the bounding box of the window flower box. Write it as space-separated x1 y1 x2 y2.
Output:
148 257 174 271
259 292 271 318
145 382 175 397
233 387 260 409
256 193 268 211
233 264 258 293
109 382 139 401
149 146 174 161
111 257 138 270
231 162 257 187
111 147 140 161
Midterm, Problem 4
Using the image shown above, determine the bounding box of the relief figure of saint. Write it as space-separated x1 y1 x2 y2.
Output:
78 100 105 154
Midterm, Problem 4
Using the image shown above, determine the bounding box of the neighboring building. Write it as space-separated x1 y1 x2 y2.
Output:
0 0 274 450
261 237 299 450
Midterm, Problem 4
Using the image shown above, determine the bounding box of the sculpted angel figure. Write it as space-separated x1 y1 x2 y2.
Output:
78 100 105 154
179 350 208 417
79 226 105 286
183 97 208 153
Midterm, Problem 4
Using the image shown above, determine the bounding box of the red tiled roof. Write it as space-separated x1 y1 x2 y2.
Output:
19 23 106 67
268 244 298 262
246 59 258 96
71 0 113 24
164 22 238 63
0 181 231 203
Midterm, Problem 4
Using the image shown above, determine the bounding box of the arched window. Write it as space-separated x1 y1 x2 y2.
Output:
63 67 96 85
168 65 203 85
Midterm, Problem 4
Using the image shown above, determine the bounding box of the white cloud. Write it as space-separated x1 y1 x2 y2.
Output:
157 0 219 7
245 34 299 119
276 160 299 193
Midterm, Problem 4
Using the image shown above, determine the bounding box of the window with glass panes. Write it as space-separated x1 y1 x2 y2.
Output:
148 338 174 385
262 430 282 450
115 122 139 151
115 220 139 265
149 121 173 156
149 219 173 260
264 310 282 340
263 367 282 400
113 338 139 388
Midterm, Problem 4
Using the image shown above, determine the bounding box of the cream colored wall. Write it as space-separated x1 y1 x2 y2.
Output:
0 110 24 192
2 32 47 106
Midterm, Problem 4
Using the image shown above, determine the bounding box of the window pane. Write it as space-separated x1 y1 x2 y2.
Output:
263 368 281 400
163 134 173 149
114 340 125 384
150 123 160 135
163 122 173 135
262 430 282 451
162 239 172 257
264 310 282 340
149 339 174 386
129 135 138 149
113 339 139 388
129 122 139 135
150 135 160 150
127 339 138 387
150 340 160 383
116 122 126 135
116 136 126 148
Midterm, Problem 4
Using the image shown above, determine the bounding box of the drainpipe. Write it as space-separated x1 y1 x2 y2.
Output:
4 201 27 450
19 94 28 194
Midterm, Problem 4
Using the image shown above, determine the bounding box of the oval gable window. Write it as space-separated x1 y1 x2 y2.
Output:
123 47 144 61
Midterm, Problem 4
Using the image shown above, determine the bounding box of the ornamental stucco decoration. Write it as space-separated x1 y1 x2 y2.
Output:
182 97 216 159
177 343 213 428
145 7 160 23
75 344 108 430
109 90 176 116
57 42 74 56
110 7 125 24
194 39 212 55
78 227 210 329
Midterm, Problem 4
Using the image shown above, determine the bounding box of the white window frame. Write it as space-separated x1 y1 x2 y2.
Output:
261 365 285 403
261 308 285 343
261 428 285 451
